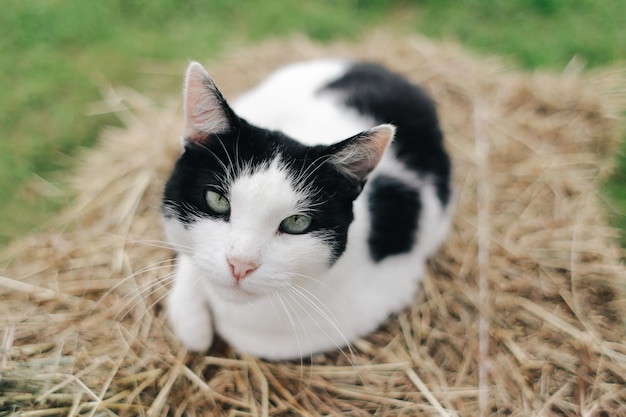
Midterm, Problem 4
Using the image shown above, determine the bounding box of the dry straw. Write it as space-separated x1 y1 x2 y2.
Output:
2 34 625 416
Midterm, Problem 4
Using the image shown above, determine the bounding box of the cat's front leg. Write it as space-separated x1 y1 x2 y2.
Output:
167 254 214 352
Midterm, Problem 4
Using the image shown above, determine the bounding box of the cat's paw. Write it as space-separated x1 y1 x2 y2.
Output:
168 300 214 352
167 254 214 351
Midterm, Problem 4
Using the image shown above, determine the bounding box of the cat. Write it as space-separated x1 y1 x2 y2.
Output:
162 59 453 360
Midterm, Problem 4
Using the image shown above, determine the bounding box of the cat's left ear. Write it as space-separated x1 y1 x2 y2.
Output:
328 124 395 185
183 62 235 144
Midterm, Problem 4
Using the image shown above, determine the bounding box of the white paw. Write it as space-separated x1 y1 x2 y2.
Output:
168 298 214 352
167 255 214 352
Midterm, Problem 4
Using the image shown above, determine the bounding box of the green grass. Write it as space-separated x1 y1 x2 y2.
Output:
1 0 625 245
412 0 625 68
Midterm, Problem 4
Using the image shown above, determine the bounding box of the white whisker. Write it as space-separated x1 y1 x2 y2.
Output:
113 271 174 321
285 271 331 290
284 284 358 369
274 292 314 388
130 238 194 254
91 260 174 314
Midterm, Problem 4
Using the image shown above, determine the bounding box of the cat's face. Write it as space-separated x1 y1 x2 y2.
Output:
163 128 359 302
162 62 394 303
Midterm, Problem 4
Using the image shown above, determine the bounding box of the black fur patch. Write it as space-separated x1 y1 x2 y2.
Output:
368 176 421 262
322 62 451 206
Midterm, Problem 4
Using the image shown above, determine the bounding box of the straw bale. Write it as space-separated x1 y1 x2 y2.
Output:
2 33 625 416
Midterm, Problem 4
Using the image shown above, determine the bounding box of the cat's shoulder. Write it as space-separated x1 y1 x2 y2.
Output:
235 59 350 102
236 59 417 96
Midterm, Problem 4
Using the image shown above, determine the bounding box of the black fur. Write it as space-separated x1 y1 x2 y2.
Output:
367 175 421 262
322 62 450 262
322 62 451 205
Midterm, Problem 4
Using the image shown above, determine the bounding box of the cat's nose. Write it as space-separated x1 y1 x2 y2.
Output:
227 256 259 282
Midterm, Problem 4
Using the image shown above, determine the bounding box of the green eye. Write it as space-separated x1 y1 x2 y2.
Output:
279 214 313 235
205 190 230 215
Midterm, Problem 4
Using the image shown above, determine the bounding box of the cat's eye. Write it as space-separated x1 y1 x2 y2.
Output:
205 190 230 215
279 214 313 235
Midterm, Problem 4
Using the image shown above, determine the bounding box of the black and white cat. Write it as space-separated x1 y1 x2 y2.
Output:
162 60 452 360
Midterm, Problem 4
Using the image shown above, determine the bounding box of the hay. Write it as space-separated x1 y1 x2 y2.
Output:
2 33 626 416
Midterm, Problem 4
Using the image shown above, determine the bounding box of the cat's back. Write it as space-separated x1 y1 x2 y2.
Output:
234 59 451 201
322 61 451 205
233 60 371 144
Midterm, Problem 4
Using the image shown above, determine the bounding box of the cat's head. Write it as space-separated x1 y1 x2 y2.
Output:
162 62 394 303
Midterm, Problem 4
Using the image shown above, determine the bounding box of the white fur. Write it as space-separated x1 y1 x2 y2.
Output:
165 60 452 360
233 60 374 144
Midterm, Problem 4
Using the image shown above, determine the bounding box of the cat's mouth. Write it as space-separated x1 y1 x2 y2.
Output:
211 279 266 303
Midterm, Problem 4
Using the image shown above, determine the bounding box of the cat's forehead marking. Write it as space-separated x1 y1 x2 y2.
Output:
228 156 306 225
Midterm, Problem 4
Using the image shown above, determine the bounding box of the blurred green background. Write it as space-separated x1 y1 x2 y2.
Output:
1 0 625 246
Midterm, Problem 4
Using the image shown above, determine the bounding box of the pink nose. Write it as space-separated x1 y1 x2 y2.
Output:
227 257 258 282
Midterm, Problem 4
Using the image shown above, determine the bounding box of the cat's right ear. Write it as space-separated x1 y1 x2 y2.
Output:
182 62 233 144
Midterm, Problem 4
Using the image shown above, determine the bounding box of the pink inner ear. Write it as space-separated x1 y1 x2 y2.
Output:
370 125 395 155
185 85 208 143
333 124 395 182
185 87 214 143
183 62 231 143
